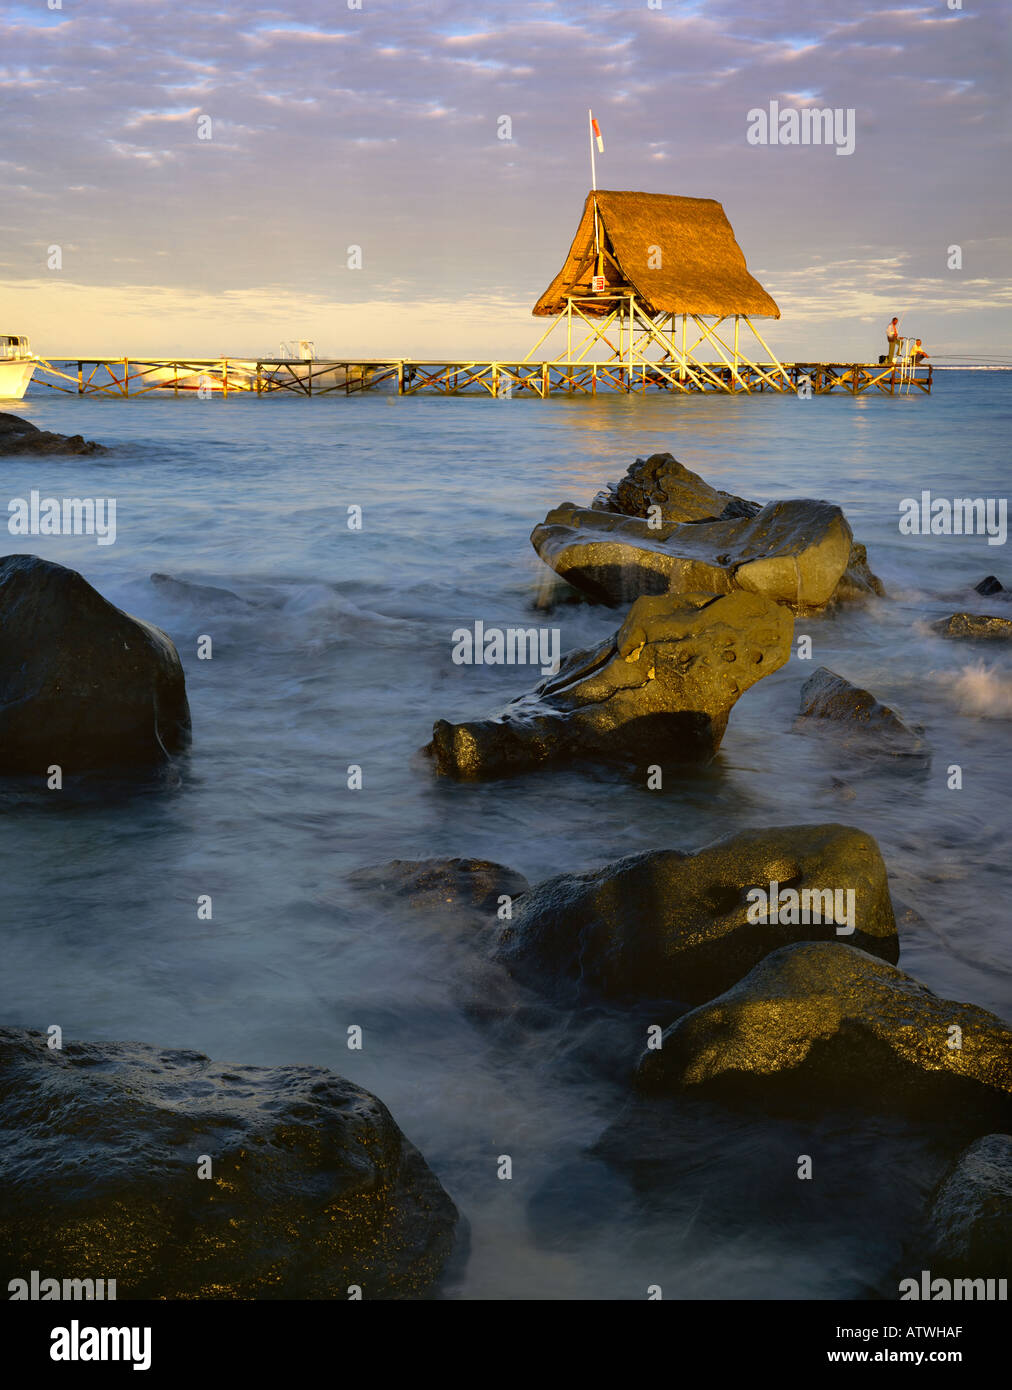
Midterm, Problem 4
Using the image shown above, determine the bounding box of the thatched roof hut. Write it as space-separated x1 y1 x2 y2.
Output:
533 190 780 319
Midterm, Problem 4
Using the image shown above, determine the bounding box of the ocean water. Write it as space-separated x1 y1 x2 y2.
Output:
2 373 1010 1299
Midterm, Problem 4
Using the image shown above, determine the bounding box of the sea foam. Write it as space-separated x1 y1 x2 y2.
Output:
935 661 1012 718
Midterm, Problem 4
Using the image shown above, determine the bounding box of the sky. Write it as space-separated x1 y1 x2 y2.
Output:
1 0 1009 362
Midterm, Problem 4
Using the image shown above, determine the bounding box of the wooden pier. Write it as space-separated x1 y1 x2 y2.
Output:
31 356 932 398
26 190 935 403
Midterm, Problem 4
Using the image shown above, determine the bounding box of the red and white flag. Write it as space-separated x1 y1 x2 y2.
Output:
590 114 604 152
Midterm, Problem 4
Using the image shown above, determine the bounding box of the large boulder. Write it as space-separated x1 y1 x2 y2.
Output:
925 1134 1012 1279
0 411 102 455
635 943 1012 1126
0 554 190 775
930 612 1012 641
797 667 926 763
544 451 884 607
494 824 898 1005
531 498 854 612
0 1028 460 1300
427 588 793 779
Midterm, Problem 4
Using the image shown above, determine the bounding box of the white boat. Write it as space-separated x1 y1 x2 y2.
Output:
0 335 37 399
132 341 376 393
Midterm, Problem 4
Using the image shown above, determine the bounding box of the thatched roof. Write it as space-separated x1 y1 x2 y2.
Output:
533 190 780 319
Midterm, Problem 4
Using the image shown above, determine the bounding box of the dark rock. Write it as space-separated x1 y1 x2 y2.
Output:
347 857 530 916
0 554 190 775
531 498 854 612
428 589 793 779
495 824 898 1006
0 1027 460 1300
930 612 1012 641
635 943 1012 1126
925 1134 1012 1279
797 667 926 762
0 411 103 455
591 452 761 523
974 576 1005 596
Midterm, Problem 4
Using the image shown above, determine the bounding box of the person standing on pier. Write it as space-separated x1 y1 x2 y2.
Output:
886 317 901 362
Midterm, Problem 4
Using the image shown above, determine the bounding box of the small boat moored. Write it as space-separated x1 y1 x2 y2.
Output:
0 335 37 399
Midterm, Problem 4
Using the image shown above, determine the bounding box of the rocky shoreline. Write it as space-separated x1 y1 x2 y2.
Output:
2 446 1009 1297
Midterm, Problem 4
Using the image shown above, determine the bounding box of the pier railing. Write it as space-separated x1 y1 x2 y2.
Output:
30 357 932 398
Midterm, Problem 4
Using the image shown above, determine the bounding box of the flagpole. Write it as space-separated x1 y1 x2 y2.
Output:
588 108 598 192
588 109 600 259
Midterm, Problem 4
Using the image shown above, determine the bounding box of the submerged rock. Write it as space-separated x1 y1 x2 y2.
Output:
0 1027 460 1300
590 1093 958 1298
531 497 854 612
0 411 103 455
636 943 1012 1125
495 824 898 1005
930 612 1012 641
0 555 190 775
348 857 530 915
925 1134 1012 1279
151 572 251 611
797 667 926 763
428 588 793 779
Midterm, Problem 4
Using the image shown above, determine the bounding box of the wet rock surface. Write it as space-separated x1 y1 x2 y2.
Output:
0 1027 460 1300
930 612 1012 641
428 588 793 779
495 824 898 1005
0 411 103 455
591 451 762 523
836 541 886 600
925 1133 1012 1279
0 554 191 775
635 943 1012 1126
532 497 855 611
539 451 884 609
